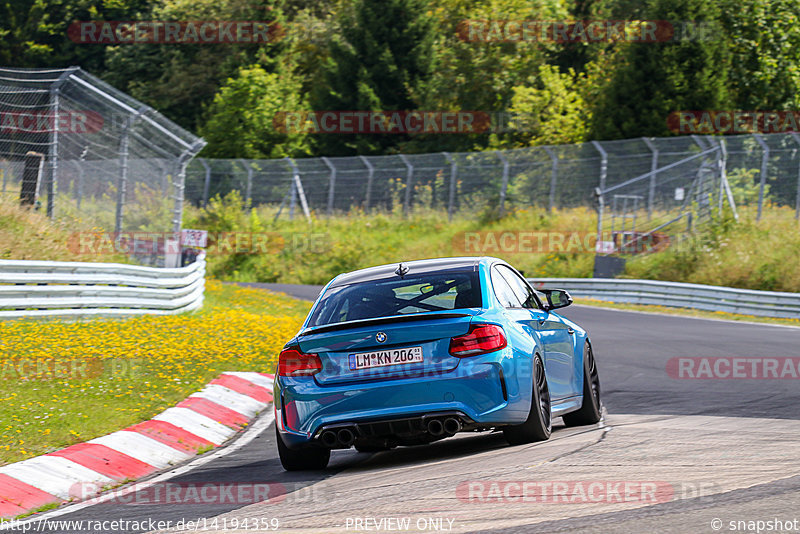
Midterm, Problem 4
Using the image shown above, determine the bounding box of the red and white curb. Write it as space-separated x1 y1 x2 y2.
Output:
0 371 274 519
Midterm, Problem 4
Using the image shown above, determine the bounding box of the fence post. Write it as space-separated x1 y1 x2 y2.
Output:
115 109 141 233
399 154 413 216
591 141 608 248
543 147 558 212
791 133 800 221
200 158 211 207
753 134 769 221
238 159 253 205
495 151 510 217
322 157 337 217
359 156 374 213
719 138 738 221
47 71 68 217
443 152 456 221
172 151 193 234
641 137 658 220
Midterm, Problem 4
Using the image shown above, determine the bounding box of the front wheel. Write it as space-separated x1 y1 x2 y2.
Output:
562 342 602 427
503 355 552 445
276 426 330 471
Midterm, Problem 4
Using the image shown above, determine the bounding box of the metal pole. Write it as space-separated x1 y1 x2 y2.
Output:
642 137 658 220
399 154 413 216
114 118 133 233
238 159 253 205
791 133 800 221
171 139 204 234
200 158 211 208
75 151 86 210
47 86 59 218
321 157 337 217
543 147 558 212
46 68 77 218
592 141 608 248
753 134 769 221
444 152 457 221
495 151 510 217
359 156 374 213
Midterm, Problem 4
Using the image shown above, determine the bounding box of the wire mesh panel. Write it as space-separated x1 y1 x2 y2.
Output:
0 67 205 242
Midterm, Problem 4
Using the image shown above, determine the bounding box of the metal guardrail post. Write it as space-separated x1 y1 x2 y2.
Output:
543 146 558 212
791 133 800 221
359 156 374 212
753 134 769 221
321 157 337 217
399 154 413 216
641 137 658 220
495 151 510 217
200 158 211 208
443 152 456 221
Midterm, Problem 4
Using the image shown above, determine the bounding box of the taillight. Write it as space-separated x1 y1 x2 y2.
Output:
449 324 507 357
278 347 322 376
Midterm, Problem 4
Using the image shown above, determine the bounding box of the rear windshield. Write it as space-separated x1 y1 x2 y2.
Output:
307 270 482 327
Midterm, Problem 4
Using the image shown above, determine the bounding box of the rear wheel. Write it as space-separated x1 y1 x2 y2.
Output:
276 426 330 471
562 342 601 427
503 355 552 445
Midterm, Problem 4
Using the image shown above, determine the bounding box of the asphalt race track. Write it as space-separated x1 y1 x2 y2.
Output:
14 283 800 534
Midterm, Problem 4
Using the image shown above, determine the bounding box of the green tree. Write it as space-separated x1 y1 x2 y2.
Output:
103 0 284 131
199 65 311 159
310 0 435 156
495 65 590 148
720 0 800 110
0 0 153 70
589 0 731 139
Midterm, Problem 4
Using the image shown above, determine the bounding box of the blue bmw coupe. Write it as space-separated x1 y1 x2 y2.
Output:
274 257 601 470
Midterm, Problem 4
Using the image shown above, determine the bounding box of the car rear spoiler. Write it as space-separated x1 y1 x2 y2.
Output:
299 313 472 336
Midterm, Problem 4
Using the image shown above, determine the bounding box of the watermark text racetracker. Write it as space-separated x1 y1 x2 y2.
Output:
667 357 800 380
67 231 330 256
68 21 280 44
458 20 718 43
453 230 671 255
0 516 279 532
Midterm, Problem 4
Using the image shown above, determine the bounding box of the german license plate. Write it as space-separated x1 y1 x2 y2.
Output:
348 346 423 371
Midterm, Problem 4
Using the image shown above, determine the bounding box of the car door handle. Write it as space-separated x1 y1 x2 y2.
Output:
567 327 575 335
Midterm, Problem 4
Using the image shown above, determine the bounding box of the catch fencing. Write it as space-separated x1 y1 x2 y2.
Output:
0 254 205 319
0 67 205 239
185 133 800 225
530 278 800 319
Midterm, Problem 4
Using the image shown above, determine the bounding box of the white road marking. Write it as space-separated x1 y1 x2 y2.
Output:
0 410 275 529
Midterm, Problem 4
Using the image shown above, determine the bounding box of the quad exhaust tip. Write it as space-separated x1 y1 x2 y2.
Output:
337 428 356 447
443 417 461 436
427 419 445 437
320 430 338 448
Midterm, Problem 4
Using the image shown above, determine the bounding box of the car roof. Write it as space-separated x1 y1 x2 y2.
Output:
328 257 501 287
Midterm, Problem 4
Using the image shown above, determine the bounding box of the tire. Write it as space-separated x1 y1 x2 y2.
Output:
503 355 552 445
276 426 330 471
562 342 602 427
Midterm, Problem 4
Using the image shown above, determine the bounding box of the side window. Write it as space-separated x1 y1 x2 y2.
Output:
491 267 522 308
497 265 540 309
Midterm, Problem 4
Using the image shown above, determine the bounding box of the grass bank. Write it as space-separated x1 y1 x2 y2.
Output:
0 281 310 465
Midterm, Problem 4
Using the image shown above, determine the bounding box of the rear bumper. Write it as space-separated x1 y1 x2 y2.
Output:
275 356 529 448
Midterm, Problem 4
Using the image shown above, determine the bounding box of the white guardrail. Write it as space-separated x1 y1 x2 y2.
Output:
0 254 205 319
528 278 800 319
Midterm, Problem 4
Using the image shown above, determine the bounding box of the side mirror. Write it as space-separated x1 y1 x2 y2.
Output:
540 289 573 311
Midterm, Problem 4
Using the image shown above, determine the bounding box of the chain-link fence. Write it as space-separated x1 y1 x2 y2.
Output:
185 133 800 225
0 67 206 240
